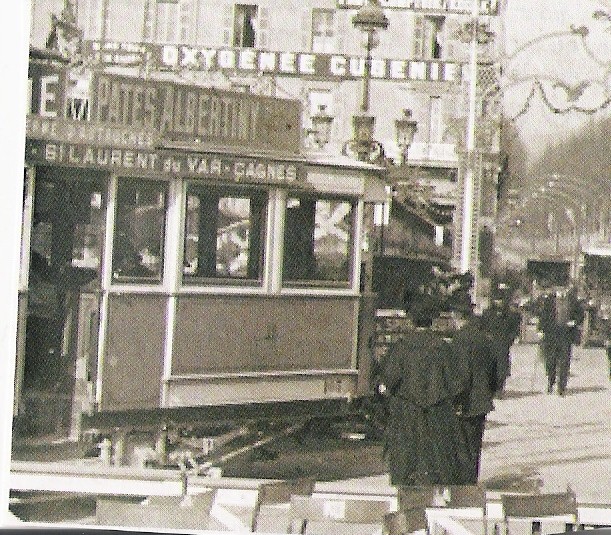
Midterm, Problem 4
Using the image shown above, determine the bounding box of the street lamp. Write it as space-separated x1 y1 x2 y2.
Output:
394 109 418 166
307 104 334 149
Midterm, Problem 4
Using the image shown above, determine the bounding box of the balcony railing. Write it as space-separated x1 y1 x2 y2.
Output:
406 143 458 164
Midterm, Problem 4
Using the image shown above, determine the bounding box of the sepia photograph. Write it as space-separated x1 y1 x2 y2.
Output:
1 0 611 533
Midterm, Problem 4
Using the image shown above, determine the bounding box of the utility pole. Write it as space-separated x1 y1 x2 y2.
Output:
459 0 480 283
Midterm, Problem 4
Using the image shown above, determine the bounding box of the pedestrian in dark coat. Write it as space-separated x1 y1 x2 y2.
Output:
480 299 521 392
538 286 584 395
451 314 500 484
380 325 468 486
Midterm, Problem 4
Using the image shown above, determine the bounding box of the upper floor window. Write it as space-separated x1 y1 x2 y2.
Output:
311 9 335 53
154 0 193 43
283 196 355 286
414 16 444 60
183 184 267 283
234 4 258 48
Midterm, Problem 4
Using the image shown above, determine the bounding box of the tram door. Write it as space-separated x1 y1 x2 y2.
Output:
22 166 106 437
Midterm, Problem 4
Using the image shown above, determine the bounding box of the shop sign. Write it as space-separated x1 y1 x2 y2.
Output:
83 41 462 83
28 61 67 118
157 46 461 83
26 115 157 149
89 72 302 154
336 0 499 14
25 139 304 185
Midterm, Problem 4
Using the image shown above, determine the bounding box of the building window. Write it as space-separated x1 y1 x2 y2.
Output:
234 4 258 48
156 0 179 42
311 9 335 53
414 16 444 60
283 196 355 285
153 0 192 43
112 179 167 282
183 184 267 282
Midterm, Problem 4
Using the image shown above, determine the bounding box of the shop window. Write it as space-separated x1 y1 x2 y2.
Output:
112 179 167 282
183 185 267 282
311 9 335 53
283 196 355 285
234 4 258 48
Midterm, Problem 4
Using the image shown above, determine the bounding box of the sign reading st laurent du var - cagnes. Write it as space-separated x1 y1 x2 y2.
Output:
88 71 302 154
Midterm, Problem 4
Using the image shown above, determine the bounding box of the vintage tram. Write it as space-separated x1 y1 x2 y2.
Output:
16 57 386 443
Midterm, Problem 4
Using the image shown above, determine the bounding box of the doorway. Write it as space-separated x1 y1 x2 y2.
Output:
20 166 106 438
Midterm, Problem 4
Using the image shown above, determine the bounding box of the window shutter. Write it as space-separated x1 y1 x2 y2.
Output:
258 6 270 49
222 4 232 46
180 0 194 43
413 15 424 59
333 9 343 53
301 9 310 51
444 18 460 60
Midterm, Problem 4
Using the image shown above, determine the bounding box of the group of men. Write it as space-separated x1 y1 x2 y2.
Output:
379 297 520 486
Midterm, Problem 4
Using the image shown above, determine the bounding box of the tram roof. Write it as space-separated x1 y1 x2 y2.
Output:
303 151 386 172
583 246 611 257
161 142 385 173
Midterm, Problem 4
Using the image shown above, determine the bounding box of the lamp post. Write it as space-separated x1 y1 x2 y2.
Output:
347 0 388 163
352 0 388 114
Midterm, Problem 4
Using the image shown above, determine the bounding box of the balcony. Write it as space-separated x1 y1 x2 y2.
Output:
405 142 458 166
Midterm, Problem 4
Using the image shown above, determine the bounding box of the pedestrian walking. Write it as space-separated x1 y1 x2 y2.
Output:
480 296 521 393
379 313 467 486
451 313 500 484
537 285 584 396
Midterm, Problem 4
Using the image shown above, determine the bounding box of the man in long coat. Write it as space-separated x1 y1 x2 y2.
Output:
538 286 584 395
451 314 500 484
380 325 468 486
480 298 521 393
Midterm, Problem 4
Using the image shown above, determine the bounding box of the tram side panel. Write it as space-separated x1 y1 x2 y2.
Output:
100 294 166 411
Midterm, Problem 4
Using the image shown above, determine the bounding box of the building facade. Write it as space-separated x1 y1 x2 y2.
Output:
29 0 503 238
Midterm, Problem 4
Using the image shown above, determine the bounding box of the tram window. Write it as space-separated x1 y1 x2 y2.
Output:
30 174 105 274
183 185 266 282
112 179 167 282
283 196 355 285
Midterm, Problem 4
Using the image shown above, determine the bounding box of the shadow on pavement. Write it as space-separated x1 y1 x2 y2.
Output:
563 385 607 396
497 390 543 400
483 471 543 493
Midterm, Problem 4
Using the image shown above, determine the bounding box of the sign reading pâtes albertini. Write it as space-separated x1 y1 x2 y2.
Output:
25 139 303 185
89 72 302 153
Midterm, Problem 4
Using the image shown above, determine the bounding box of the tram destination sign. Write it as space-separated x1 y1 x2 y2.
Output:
25 139 304 185
83 41 462 84
89 72 302 154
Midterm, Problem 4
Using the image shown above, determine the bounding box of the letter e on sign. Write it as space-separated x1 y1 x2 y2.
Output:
40 75 60 118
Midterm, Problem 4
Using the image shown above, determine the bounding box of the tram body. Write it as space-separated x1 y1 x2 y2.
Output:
17 60 386 434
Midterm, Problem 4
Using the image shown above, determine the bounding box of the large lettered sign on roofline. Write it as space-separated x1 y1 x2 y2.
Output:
82 41 464 84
